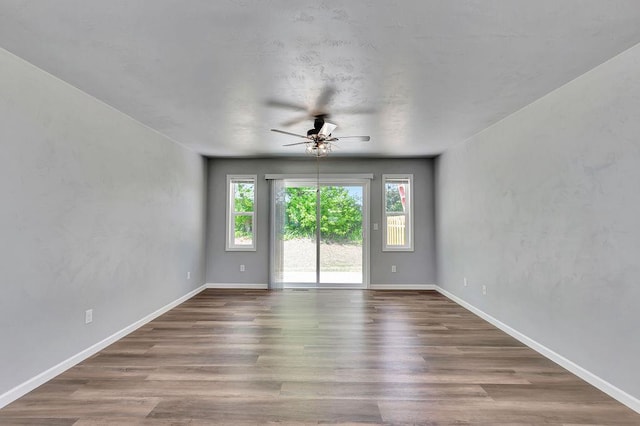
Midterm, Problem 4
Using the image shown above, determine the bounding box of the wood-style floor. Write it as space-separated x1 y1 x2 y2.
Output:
1 289 638 425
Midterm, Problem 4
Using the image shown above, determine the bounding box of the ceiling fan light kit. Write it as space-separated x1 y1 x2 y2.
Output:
306 141 331 157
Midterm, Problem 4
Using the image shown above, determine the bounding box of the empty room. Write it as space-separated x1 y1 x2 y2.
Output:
1 1 639 424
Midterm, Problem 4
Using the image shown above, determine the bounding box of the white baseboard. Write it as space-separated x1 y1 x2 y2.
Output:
435 286 640 414
369 283 437 290
0 284 208 409
206 283 268 289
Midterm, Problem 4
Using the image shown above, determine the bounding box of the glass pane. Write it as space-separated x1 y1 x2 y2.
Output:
234 214 253 245
320 185 363 284
385 180 408 213
281 185 317 283
234 182 254 212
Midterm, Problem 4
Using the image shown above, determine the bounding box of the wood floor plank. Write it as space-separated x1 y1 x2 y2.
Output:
70 380 282 399
147 398 383 423
144 365 532 385
377 399 640 424
1 289 637 424
280 381 489 400
0 418 78 425
0 397 160 418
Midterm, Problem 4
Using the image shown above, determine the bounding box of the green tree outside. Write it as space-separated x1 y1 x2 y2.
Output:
385 182 404 212
284 186 362 243
233 182 254 237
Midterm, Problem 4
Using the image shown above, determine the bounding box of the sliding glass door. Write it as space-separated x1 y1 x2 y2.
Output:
271 178 368 288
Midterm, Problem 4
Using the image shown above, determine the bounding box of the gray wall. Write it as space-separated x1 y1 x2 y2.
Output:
435 43 640 399
206 157 436 286
0 48 207 396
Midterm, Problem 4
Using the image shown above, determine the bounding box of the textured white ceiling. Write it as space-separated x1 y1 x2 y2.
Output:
1 1 640 157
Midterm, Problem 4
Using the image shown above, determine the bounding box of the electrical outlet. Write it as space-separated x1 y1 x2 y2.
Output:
482 285 487 295
391 265 397 273
464 277 468 287
373 223 379 231
240 264 245 272
187 271 191 279
85 309 93 324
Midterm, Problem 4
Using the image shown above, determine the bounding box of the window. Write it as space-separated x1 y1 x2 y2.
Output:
226 175 256 251
383 174 413 251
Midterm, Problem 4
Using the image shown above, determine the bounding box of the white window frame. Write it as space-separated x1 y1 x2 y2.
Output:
382 174 414 252
226 175 257 251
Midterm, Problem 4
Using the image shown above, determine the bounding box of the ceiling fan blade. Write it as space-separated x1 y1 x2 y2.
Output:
331 107 378 115
280 114 311 127
270 129 309 138
315 86 336 111
282 141 310 146
265 99 308 112
318 122 337 137
334 135 371 141
331 106 378 115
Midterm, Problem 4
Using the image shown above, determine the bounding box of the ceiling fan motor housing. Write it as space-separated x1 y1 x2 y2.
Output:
308 116 326 136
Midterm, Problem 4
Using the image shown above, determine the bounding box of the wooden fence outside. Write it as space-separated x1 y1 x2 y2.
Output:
387 215 406 246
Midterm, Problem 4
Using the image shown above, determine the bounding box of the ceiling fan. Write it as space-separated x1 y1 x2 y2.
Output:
271 117 370 157
266 85 376 127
